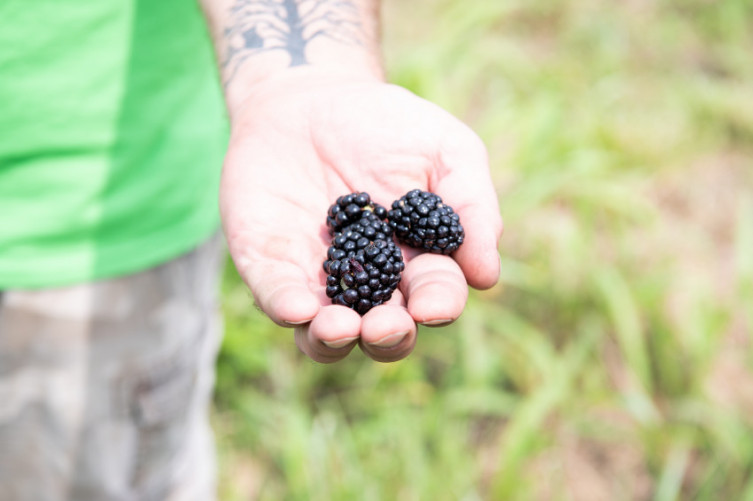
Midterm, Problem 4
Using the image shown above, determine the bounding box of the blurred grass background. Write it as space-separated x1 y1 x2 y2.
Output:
212 0 753 499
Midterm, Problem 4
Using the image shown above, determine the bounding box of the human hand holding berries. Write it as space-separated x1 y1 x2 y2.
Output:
219 69 503 363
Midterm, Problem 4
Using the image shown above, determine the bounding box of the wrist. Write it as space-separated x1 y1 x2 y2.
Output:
225 57 384 119
227 67 386 132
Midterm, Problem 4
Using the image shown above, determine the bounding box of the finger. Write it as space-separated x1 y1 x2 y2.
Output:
359 300 417 363
401 253 468 326
435 126 503 290
296 305 362 363
238 258 321 327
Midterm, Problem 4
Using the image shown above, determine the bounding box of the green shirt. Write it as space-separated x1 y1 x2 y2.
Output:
0 0 228 288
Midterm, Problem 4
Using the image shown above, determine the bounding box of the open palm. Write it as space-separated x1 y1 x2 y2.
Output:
220 74 502 363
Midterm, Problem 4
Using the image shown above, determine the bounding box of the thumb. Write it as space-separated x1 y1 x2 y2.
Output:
433 126 503 290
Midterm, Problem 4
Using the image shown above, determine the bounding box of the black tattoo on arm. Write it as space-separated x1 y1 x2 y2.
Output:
222 0 364 83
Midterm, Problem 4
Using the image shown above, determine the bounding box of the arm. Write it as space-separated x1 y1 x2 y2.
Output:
201 0 382 112
200 0 503 363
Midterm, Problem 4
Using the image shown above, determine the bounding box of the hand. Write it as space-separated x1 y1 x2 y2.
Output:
220 69 503 363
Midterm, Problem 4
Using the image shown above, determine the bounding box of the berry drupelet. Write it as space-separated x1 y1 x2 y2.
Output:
387 189 465 255
322 219 404 315
326 192 388 235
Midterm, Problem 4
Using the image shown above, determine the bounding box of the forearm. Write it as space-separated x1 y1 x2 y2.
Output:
200 0 383 115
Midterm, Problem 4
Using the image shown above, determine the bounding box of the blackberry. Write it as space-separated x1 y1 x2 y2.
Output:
322 222 404 315
387 189 464 255
326 192 389 235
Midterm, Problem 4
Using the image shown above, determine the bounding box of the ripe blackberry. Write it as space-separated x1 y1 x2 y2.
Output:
322 223 404 315
326 192 389 235
387 189 464 255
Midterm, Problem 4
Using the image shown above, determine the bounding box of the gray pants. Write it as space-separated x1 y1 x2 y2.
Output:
0 233 225 501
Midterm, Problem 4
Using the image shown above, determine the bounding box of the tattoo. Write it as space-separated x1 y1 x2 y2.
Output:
222 0 364 83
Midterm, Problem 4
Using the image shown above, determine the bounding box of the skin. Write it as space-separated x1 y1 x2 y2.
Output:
202 0 504 363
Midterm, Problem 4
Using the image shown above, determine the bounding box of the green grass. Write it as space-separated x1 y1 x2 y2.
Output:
213 1 753 499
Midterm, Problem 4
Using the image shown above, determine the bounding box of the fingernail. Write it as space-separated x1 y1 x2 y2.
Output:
284 319 311 326
321 336 359 349
421 318 453 326
371 330 409 348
